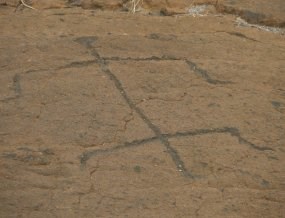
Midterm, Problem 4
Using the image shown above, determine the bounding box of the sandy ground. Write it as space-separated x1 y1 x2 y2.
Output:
0 3 285 218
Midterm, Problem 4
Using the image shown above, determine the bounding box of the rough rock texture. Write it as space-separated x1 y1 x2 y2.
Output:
0 2 285 218
1 0 285 26
216 0 285 27
68 0 285 27
0 0 67 9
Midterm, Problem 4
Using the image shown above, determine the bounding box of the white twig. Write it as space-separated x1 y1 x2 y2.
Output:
131 0 142 13
20 0 36 10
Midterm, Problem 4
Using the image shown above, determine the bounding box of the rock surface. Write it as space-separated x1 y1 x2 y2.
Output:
0 2 285 218
1 0 284 26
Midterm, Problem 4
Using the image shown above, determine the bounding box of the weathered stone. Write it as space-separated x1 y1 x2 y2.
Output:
1 0 285 26
216 0 285 27
0 3 284 218
0 0 67 8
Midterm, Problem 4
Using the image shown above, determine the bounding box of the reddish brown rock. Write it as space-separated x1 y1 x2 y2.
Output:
0 1 284 218
73 0 285 26
0 0 64 7
216 0 285 27
1 0 285 26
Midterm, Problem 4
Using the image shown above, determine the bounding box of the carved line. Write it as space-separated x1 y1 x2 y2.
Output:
73 38 263 178
185 60 233 85
91 49 192 178
80 127 273 175
60 54 233 85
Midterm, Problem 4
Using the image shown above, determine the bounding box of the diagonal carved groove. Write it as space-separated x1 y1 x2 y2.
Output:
99 54 233 85
80 137 158 166
59 60 98 69
165 127 274 151
227 32 259 42
186 60 233 85
76 38 269 179
89 49 192 178
80 126 273 177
